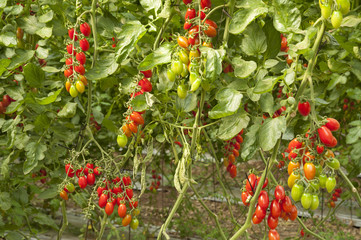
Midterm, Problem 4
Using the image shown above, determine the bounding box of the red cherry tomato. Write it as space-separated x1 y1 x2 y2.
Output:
274 185 285 201
140 69 152 78
270 200 281 218
267 215 278 229
105 202 114 216
241 191 250 206
325 118 340 131
318 126 334 147
99 193 108 208
281 196 292 213
246 174 257 195
258 190 269 209
298 101 311 116
78 176 87 189
268 229 280 240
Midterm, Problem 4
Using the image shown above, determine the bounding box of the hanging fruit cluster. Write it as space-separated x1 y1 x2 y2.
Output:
149 169 162 192
166 0 217 97
328 187 342 208
117 70 151 148
0 95 15 115
242 181 297 240
64 22 91 97
319 0 350 28
63 163 140 229
280 34 292 65
223 129 244 178
284 118 341 210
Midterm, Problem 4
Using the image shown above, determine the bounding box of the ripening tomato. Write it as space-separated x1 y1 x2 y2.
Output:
233 142 241 150
280 37 288 51
324 149 335 159
236 135 243 143
319 0 331 19
122 124 132 138
184 21 192 30
122 214 132 226
65 58 73 66
177 36 189 48
274 185 285 201
252 213 262 224
304 162 316 180
301 193 312 209
64 68 73 78
269 229 280 240
171 60 183 75
204 26 217 37
318 126 334 146
140 69 152 78
331 11 343 29
17 27 24 40
246 173 257 195
178 50 189 65
325 118 340 131
282 196 293 213
79 38 90 51
256 176 268 189
65 183 75 193
232 148 239 157
326 158 340 170
258 191 269 209
291 183 304 202
78 176 87 189
99 193 108 208
326 177 336 193
288 138 302 151
270 200 281 218
298 101 311 116
117 203 127 218
185 8 196 20
201 0 211 9
228 154 235 163
117 134 128 147
189 49 200 61
75 64 85 75
65 164 75 177
229 165 237 178
241 191 250 206
319 174 327 188
76 80 85 94
288 161 300 175
267 215 278 229
60 190 68 200
69 85 78 97
288 172 300 188
80 22 91 36
183 0 192 4
130 112 144 125
78 75 88 86
130 218 139 230
105 202 114 216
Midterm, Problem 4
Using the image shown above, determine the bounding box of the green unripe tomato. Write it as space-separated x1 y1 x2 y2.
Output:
181 64 188 77
117 134 128 147
310 194 320 210
130 218 139 230
189 72 198 84
66 183 75 193
69 85 78 98
177 84 187 99
291 183 304 202
190 78 201 92
167 69 176 82
319 0 331 19
319 174 327 188
326 158 340 170
301 193 313 209
331 11 343 29
326 177 336 193
315 164 323 177
171 60 183 75
337 0 350 15
178 50 189 65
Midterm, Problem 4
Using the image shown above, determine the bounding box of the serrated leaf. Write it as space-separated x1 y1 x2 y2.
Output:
24 63 45 88
232 57 257 79
24 142 47 174
241 23 267 56
273 0 301 32
209 88 243 119
218 112 250 140
0 192 12 211
260 93 274 116
200 47 224 82
58 102 77 118
258 117 286 151
138 42 173 71
229 0 268 35
254 76 278 94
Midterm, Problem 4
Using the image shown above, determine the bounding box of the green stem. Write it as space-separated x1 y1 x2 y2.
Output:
338 168 361 207
222 0 236 46
57 200 68 240
202 4 228 23
96 213 108 240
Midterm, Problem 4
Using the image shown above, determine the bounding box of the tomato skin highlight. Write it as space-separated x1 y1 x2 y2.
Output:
268 229 280 240
274 185 285 201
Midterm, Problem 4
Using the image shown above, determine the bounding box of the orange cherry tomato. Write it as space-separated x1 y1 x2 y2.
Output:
288 161 300 175
122 124 132 137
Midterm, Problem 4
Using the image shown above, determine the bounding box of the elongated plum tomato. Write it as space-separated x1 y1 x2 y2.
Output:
325 118 340 131
274 185 285 201
229 165 237 178
130 112 144 125
69 85 78 98
116 135 128 149
258 191 269 209
177 84 187 99
303 162 316 180
268 215 278 229
268 229 280 240
252 213 262 224
105 202 114 215
310 195 319 210
245 173 257 195
331 11 343 29
122 214 132 226
326 177 336 193
282 196 293 213
291 183 304 202
317 145 324 154
319 0 331 19
80 22 91 36
76 80 85 94
60 190 68 200
270 199 281 218
140 69 152 78
204 26 217 38
167 69 176 82
288 172 300 188
301 193 312 209
130 218 139 230
288 138 302 151
201 0 211 9
298 101 311 116
78 176 87 189
337 0 350 15
288 161 300 175
185 8 196 20
241 191 250 206
318 126 334 146
177 36 189 48
326 158 340 170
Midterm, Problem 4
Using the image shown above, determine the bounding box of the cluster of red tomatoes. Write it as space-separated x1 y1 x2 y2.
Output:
242 178 297 240
283 118 340 210
280 34 292 66
32 169 47 184
149 170 162 192
166 0 216 98
223 130 244 178
64 22 91 97
117 70 152 148
328 187 342 208
0 95 15 115
111 37 118 48
342 98 357 111
63 163 140 228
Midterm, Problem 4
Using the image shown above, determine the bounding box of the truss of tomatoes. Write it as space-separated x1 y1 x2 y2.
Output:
242 176 297 240
223 129 244 178
63 163 140 228
117 70 151 148
283 117 341 211
63 22 91 98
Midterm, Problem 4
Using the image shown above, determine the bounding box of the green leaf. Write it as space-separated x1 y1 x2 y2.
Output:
86 53 118 81
264 19 281 59
200 47 224 82
37 186 58 199
35 89 62 105
232 57 257 79
217 112 250 140
346 88 361 100
260 93 274 116
0 32 17 47
36 46 49 59
0 0 7 8
42 66 60 73
24 63 45 88
17 15 45 35
340 15 361 27
33 213 59 230
38 10 53 23
241 120 262 160
273 0 301 32
24 142 47 174
176 92 197 112
159 0 171 18
0 192 11 211
254 76 278 94
327 59 350 73
140 0 161 13
131 94 147 111
264 59 279 69
0 59 11 76
5 100 23 114
346 121 361 144
58 102 77 118
7 49 35 70
229 0 268 35
102 119 118 133
138 42 173 71
6 86 25 101
209 88 243 119
116 21 147 64
3 231 23 240
258 117 286 151
241 23 267 56
350 60 361 82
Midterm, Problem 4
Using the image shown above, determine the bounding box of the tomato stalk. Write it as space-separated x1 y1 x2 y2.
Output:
57 200 68 240
96 212 108 240
338 168 361 207
222 0 236 46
